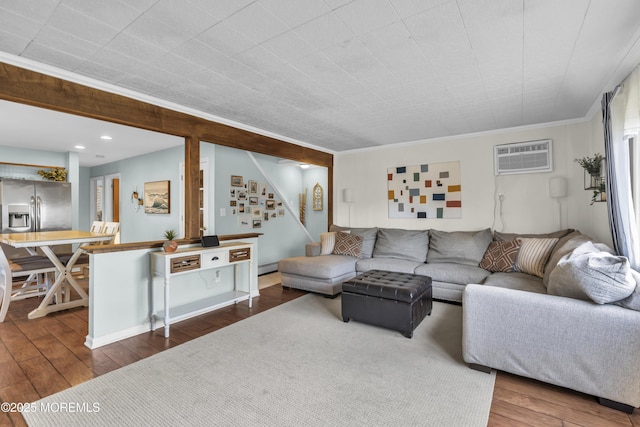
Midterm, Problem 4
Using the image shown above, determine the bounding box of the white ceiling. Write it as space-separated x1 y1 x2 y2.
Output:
0 100 183 167
1 0 640 162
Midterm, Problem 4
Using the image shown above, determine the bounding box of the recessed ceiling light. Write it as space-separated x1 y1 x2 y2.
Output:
100 135 112 140
299 164 310 169
74 145 86 150
96 154 105 158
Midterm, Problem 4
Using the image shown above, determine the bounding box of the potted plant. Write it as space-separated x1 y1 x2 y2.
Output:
575 153 606 204
37 167 68 181
575 153 604 186
163 229 178 253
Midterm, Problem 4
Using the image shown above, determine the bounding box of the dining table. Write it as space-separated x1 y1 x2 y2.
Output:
0 230 115 319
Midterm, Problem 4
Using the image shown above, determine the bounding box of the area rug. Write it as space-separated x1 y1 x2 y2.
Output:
23 295 495 426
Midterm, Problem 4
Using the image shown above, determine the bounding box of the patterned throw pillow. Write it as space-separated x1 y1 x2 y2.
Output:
515 237 559 278
479 240 521 272
332 231 363 258
320 232 337 255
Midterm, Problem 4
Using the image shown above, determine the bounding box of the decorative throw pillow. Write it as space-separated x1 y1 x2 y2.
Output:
479 240 521 272
515 237 559 278
548 242 636 304
332 231 363 258
320 232 337 255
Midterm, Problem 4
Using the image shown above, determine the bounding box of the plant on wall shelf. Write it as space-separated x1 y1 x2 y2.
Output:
37 167 67 181
575 153 604 177
591 181 606 205
575 153 606 204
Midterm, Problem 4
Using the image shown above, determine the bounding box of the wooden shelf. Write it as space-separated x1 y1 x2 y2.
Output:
153 291 250 327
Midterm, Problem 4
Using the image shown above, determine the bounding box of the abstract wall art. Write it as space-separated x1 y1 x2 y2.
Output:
387 161 461 219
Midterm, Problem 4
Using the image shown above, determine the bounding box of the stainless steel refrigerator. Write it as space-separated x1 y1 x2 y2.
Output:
0 178 72 233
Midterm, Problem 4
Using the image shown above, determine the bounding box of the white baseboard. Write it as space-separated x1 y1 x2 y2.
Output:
85 323 151 349
84 292 262 349
258 263 278 275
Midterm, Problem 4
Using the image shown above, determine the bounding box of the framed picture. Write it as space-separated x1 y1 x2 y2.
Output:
231 175 244 187
263 212 269 221
248 180 258 194
252 219 262 228
253 208 262 218
266 199 275 210
249 196 259 205
238 215 251 229
259 184 267 197
268 193 274 199
230 188 236 199
230 200 237 207
144 180 170 214
277 208 285 217
237 190 247 201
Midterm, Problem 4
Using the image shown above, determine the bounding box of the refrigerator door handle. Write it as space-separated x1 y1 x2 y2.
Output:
30 195 36 232
36 196 42 232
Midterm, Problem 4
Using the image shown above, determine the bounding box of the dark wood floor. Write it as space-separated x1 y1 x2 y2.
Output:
0 281 637 427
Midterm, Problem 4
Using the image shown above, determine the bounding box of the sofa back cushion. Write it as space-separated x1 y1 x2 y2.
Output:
372 228 429 263
494 228 574 242
330 225 378 258
427 228 493 266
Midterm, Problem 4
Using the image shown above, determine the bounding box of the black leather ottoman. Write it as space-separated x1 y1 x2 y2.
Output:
341 270 432 338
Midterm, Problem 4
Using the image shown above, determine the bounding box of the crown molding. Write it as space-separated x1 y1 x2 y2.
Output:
337 117 588 155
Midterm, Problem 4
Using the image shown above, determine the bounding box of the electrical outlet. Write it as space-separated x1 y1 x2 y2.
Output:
498 193 505 201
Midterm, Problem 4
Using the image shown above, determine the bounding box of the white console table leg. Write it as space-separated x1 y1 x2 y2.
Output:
164 277 170 338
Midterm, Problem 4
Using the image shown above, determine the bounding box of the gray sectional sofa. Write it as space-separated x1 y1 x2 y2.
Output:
278 225 640 412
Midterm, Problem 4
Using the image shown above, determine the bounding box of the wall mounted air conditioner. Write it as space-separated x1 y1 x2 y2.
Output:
494 139 553 175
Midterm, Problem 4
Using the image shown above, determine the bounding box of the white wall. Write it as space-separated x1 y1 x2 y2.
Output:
334 119 613 246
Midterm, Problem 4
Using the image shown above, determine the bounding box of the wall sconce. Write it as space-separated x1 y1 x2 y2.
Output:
131 189 143 212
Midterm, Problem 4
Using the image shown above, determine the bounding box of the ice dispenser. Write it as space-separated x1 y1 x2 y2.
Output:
8 204 30 229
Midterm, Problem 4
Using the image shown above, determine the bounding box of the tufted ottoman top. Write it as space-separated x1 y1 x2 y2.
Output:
342 270 432 303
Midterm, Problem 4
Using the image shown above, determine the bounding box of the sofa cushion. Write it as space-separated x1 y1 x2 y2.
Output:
356 258 423 274
320 232 337 255
372 228 429 263
479 240 521 272
427 228 492 266
515 238 558 278
482 272 547 294
414 263 492 285
330 225 378 258
279 255 357 279
616 269 640 311
548 241 636 304
332 232 363 258
494 229 574 242
542 231 593 287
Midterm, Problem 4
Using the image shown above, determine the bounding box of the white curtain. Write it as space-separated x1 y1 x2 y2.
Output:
605 65 640 270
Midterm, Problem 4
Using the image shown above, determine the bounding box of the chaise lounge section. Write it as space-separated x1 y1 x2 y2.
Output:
278 225 640 411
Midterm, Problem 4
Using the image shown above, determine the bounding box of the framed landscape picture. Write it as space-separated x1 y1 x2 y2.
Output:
144 180 170 214
231 175 243 187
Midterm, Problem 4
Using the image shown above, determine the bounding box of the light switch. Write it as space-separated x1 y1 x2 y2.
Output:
220 208 226 216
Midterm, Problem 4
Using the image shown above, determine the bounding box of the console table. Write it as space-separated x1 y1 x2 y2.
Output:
149 242 254 338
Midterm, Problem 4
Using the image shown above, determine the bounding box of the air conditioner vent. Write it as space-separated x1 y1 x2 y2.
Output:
494 139 552 175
